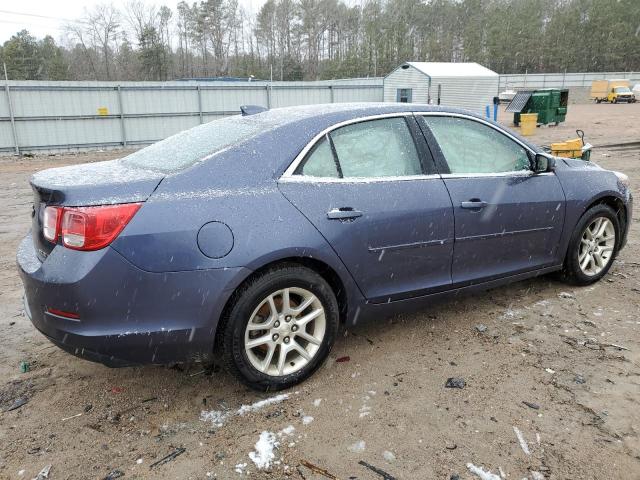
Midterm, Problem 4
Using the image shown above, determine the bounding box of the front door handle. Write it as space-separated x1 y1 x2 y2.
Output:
327 207 363 220
461 199 488 210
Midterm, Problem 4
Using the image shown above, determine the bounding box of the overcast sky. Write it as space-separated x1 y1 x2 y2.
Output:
0 0 267 43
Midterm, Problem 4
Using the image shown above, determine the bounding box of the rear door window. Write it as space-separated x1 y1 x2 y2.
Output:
295 117 423 178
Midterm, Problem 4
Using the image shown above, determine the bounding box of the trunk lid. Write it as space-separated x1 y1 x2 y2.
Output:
30 159 164 260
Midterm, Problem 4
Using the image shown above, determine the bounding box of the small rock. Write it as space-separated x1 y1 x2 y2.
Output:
558 291 575 299
450 475 460 480
523 401 540 410
475 324 488 333
445 442 457 450
445 377 466 389
575 374 586 384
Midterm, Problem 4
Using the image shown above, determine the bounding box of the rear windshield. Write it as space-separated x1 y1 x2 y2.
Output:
122 115 270 173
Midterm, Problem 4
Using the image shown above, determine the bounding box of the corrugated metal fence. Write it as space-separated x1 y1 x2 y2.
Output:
499 71 640 89
0 78 383 154
2 71 639 154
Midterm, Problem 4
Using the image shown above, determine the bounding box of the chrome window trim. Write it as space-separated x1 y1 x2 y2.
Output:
279 173 442 184
280 112 415 180
280 110 547 182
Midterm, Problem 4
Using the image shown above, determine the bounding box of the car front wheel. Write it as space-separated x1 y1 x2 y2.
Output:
562 204 620 285
218 264 339 391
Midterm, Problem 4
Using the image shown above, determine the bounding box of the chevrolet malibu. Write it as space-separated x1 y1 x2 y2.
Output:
17 103 632 390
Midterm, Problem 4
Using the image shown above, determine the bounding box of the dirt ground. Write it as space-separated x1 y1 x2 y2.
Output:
1 103 639 480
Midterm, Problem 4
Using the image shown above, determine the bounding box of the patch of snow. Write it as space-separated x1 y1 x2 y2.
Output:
545 368 556 374
313 398 322 407
383 450 396 462
201 393 290 428
136 458 143 465
466 463 502 480
348 440 366 453
531 472 545 480
302 415 314 425
513 426 531 455
200 409 232 428
279 425 295 436
235 463 247 474
237 393 290 416
249 432 279 470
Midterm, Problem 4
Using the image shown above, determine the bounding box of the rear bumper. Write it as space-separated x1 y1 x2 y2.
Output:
17 233 250 366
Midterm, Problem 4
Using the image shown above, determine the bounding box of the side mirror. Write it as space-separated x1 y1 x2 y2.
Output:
533 153 555 173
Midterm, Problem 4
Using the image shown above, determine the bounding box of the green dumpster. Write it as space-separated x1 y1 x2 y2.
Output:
507 88 569 126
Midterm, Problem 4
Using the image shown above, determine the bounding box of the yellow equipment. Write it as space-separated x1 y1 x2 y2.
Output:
550 130 592 161
519 113 538 136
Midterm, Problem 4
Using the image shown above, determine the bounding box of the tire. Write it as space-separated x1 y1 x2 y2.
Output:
218 264 339 391
562 204 620 285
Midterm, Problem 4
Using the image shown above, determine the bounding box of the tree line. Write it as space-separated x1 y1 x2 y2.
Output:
1 0 639 82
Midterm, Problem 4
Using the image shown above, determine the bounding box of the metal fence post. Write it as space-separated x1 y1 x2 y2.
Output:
117 85 127 147
329 85 334 103
197 85 203 124
266 85 272 109
3 63 19 155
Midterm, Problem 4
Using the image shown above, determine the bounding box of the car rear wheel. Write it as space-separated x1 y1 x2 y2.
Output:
562 204 620 285
218 264 339 391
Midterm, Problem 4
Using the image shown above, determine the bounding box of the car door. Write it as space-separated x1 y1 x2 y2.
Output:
278 114 455 303
417 114 566 285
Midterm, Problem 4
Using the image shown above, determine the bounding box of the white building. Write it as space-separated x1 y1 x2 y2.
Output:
383 62 500 114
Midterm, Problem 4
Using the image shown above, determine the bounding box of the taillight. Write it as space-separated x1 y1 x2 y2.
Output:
42 203 141 251
43 206 62 243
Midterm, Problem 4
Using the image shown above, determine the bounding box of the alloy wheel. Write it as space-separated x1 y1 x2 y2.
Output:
578 216 615 276
244 287 326 376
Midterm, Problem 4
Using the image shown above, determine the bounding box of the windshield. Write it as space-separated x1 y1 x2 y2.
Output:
614 87 631 93
122 115 270 173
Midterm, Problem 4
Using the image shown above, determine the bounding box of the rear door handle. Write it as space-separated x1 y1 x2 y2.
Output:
461 200 488 209
327 207 363 220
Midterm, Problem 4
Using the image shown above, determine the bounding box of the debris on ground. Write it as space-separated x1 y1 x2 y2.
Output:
475 324 488 333
336 356 350 363
575 374 587 384
523 401 540 410
358 460 397 480
5 397 28 412
299 459 338 479
102 470 124 480
32 465 52 480
348 440 366 453
249 431 278 469
149 447 186 469
513 426 531 455
445 377 466 389
61 412 83 421
466 463 502 480
19 361 30 373
558 292 575 299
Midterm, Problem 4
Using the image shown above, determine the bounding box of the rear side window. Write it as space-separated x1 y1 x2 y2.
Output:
423 116 530 174
295 117 422 178
298 137 339 178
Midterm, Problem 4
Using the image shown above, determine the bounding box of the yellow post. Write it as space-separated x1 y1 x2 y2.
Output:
519 113 538 136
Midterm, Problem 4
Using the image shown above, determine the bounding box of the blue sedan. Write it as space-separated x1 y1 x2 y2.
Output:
17 103 632 390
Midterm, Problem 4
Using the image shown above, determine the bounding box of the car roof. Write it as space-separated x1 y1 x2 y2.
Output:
249 102 476 125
